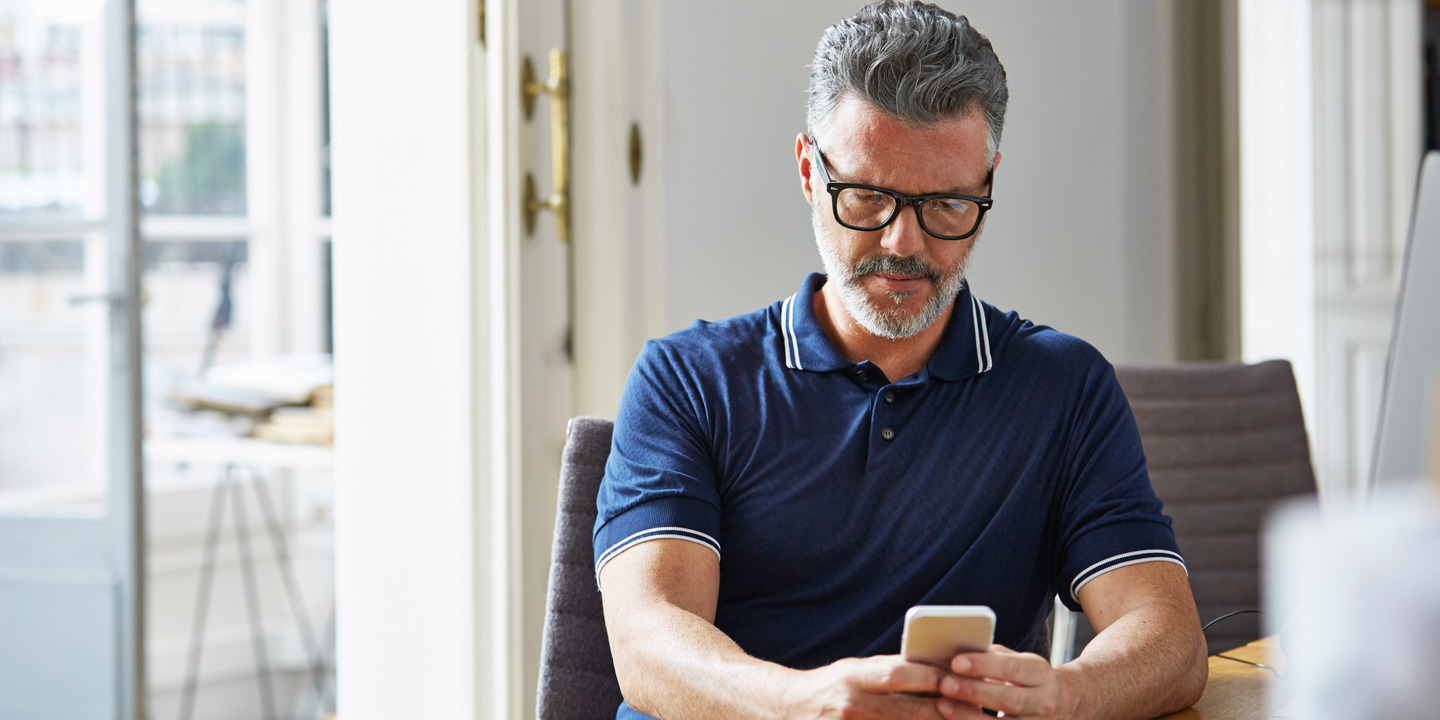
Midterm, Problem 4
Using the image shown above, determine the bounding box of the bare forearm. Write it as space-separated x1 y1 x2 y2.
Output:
1056 601 1208 720
606 596 791 720
602 541 948 719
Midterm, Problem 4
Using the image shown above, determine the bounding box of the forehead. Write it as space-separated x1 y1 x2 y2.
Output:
819 95 990 194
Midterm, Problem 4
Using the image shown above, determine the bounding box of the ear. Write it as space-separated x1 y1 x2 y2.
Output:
986 151 1002 194
796 133 815 205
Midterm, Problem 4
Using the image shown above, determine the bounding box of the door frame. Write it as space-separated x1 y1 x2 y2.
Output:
0 0 144 717
108 0 146 712
329 0 509 716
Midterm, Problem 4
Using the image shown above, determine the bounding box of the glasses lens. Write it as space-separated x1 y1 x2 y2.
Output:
919 197 982 238
835 187 898 229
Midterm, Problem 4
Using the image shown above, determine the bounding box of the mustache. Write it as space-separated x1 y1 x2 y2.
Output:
847 254 942 284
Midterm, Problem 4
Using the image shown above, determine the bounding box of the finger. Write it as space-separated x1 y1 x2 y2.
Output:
883 691 950 720
936 697 991 719
817 686 949 720
853 655 947 695
951 649 1050 687
941 675 1042 717
837 678 950 720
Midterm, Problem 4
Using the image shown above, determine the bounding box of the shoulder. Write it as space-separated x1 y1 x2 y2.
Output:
617 302 782 442
968 300 1125 421
635 303 780 378
981 302 1112 381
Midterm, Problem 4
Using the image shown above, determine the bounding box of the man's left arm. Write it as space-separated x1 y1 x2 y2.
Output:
935 561 1207 720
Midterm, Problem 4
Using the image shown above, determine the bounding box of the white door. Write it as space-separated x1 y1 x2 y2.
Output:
512 3 574 719
510 2 678 715
0 0 144 718
1239 0 1422 499
1311 0 1422 498
510 1 706 713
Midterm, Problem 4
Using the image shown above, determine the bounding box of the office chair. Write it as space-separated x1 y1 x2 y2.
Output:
537 416 625 719
1054 360 1319 661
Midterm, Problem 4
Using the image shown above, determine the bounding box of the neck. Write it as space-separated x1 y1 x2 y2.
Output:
813 283 953 382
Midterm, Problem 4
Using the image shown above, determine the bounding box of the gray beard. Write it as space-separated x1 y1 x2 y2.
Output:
812 208 969 340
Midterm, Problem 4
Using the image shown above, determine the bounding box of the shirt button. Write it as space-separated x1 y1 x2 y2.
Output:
881 427 896 441
856 369 868 381
884 391 896 404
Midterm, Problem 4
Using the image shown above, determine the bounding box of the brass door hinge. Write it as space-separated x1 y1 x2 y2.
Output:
629 122 643 185
521 50 571 241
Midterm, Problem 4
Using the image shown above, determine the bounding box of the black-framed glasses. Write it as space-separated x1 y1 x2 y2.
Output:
808 135 994 241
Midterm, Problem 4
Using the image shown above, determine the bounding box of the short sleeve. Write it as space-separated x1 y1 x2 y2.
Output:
593 339 723 582
1054 360 1185 611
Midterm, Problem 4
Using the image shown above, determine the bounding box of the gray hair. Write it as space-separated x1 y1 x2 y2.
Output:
806 1 1008 163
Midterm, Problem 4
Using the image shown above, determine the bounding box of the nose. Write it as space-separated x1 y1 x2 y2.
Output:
879 203 928 258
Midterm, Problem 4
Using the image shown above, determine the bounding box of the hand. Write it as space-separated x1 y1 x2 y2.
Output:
936 644 1068 719
778 654 951 720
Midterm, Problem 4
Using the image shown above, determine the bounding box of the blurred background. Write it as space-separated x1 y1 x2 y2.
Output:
2 0 331 718
0 0 1434 719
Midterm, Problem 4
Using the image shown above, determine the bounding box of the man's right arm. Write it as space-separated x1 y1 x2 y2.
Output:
599 538 953 720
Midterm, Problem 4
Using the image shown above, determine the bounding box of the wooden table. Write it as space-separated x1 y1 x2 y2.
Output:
1157 637 1284 719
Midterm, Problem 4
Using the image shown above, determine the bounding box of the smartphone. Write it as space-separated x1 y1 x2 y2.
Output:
901 605 996 668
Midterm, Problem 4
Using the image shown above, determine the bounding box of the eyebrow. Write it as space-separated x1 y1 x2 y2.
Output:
814 142 990 197
842 165 990 197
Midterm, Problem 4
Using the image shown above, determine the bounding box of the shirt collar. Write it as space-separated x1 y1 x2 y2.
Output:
779 272 995 381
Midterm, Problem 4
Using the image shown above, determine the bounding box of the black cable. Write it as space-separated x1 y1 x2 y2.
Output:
1213 653 1282 679
1202 609 1283 679
1198 607 1267 630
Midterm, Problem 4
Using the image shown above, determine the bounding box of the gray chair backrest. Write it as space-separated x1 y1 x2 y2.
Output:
537 416 624 720
1071 361 1318 656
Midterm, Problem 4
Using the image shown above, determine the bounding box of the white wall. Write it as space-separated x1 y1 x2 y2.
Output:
328 0 489 717
658 0 1180 364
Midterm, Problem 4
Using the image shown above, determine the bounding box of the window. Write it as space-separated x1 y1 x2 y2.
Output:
0 0 109 501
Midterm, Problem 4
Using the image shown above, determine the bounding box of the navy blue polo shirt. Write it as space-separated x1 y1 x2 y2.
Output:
594 273 1182 716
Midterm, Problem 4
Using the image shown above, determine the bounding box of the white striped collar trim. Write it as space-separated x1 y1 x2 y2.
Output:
781 292 804 371
969 291 993 374
1069 549 1187 604
781 283 994 377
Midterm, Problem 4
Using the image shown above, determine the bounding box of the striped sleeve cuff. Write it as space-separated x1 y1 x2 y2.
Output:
1069 549 1187 605
593 495 721 585
1058 520 1184 611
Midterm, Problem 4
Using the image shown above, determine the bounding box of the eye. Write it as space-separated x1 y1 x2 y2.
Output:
924 197 976 217
844 188 890 206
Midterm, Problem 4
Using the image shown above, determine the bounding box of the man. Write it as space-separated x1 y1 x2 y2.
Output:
593 2 1208 718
